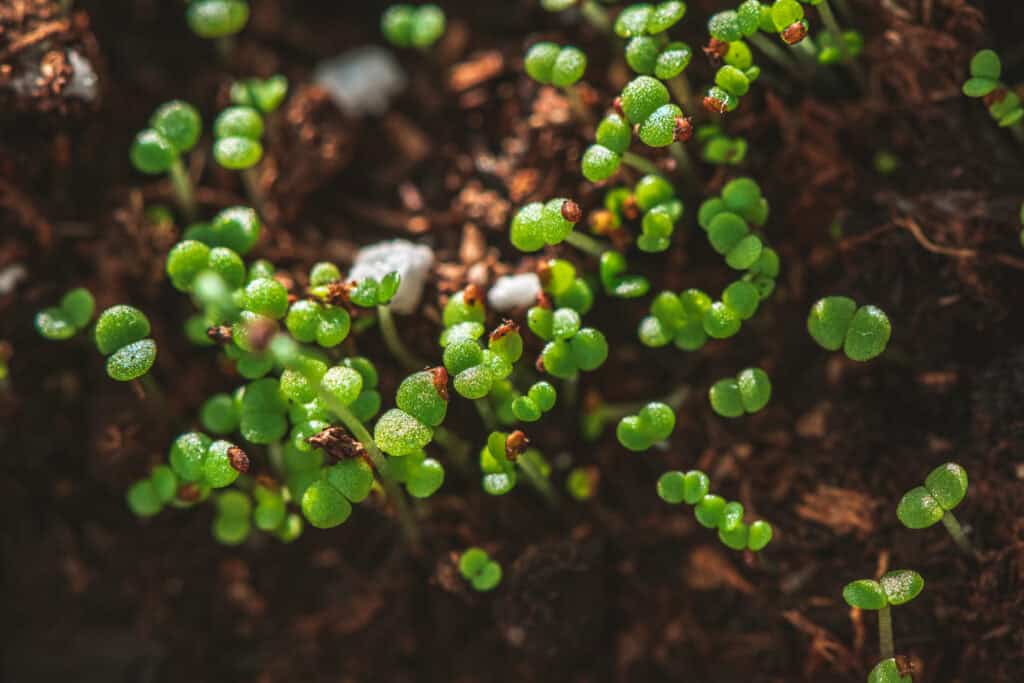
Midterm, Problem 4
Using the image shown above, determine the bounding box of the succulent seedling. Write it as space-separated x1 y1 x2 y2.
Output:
962 50 1024 135
230 74 289 113
807 296 891 361
510 198 583 252
458 547 502 591
511 381 558 422
697 177 770 270
540 0 612 33
536 259 596 315
657 469 773 552
599 251 650 298
130 101 201 219
843 569 924 661
526 298 608 380
183 206 263 255
479 430 555 503
817 28 863 65
613 2 687 39
582 112 638 182
213 104 265 171
381 4 447 49
186 0 249 40
896 462 973 554
616 401 675 452
525 42 587 89
566 466 599 501
708 367 771 418
35 287 95 341
94 305 158 381
696 124 748 165
618 76 688 148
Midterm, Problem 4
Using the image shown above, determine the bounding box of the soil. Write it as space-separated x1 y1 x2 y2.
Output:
3 1 1024 681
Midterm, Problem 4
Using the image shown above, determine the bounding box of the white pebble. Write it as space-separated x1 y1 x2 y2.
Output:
488 273 541 312
313 46 407 117
349 240 434 314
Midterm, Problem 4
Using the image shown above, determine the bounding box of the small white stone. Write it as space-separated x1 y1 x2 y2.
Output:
488 273 541 312
0 264 27 294
313 46 407 117
349 240 434 314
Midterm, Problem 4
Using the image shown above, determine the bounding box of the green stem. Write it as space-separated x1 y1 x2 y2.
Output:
878 606 894 660
564 230 609 257
215 35 236 63
669 141 700 191
621 151 662 176
1009 121 1024 145
432 425 471 471
599 384 689 421
817 1 867 90
241 167 267 216
317 390 421 549
748 32 806 80
268 441 285 477
517 455 558 507
580 0 612 32
474 398 498 431
940 511 976 555
562 375 579 412
564 85 593 124
667 74 699 119
168 158 196 222
376 305 425 371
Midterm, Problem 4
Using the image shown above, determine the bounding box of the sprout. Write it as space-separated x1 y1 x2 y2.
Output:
696 124 748 165
817 29 863 65
599 251 650 298
200 393 240 434
896 462 973 554
614 2 687 38
458 547 502 592
440 293 522 401
962 50 1024 130
770 0 808 45
94 305 157 381
582 113 632 182
213 104 264 170
381 4 446 49
212 490 252 545
127 465 178 518
807 296 891 361
186 0 249 39
625 37 692 80
511 381 558 422
566 466 599 501
35 287 95 341
525 42 587 88
843 569 924 661
382 449 445 499
509 198 580 252
527 300 608 380
697 178 770 270
478 430 554 502
619 76 686 148
709 368 772 418
867 658 912 683
130 101 201 218
230 74 289 113
615 401 675 451
373 367 449 457
657 468 773 552
184 206 262 255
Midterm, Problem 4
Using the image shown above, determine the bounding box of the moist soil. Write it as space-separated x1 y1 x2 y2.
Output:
2 1 1024 681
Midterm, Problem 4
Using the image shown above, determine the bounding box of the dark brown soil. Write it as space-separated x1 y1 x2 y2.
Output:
3 1 1024 681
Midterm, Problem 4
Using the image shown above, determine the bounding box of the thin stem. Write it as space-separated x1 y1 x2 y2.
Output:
878 606 894 660
621 151 662 176
241 167 267 216
317 390 421 549
1009 121 1024 145
215 35 236 63
376 305 425 371
168 158 196 222
564 230 609 257
268 441 285 476
667 74 699 119
517 455 558 507
562 375 579 412
432 425 471 472
599 384 690 421
817 1 868 91
580 0 612 33
474 398 498 431
748 32 806 80
940 511 976 555
669 141 700 191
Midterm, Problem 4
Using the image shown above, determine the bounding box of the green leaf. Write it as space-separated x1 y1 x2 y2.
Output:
868 658 912 683
842 579 887 610
962 77 997 98
879 569 924 605
807 296 856 351
969 49 1001 80
844 305 891 361
924 462 968 511
897 486 944 529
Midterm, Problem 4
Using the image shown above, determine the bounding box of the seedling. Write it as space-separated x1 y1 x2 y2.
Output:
230 74 289 113
843 569 924 661
613 2 687 39
94 305 158 382
962 50 1024 139
458 547 502 592
540 0 611 33
816 28 863 65
35 287 95 341
186 0 249 40
599 251 650 298
697 177 771 270
381 4 446 49
696 124 748 165
536 259 596 315
526 298 608 380
807 296 891 361
657 469 773 552
566 466 599 501
709 368 771 417
213 104 264 171
618 76 687 148
616 401 675 451
511 381 557 422
510 198 588 253
479 430 555 503
183 206 262 255
896 462 973 554
130 100 201 219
